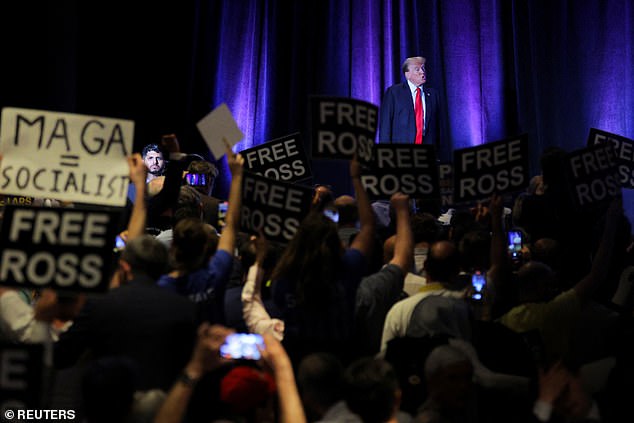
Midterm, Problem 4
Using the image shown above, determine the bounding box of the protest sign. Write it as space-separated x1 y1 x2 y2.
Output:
438 163 453 207
0 107 133 207
241 172 313 243
361 144 439 200
310 97 377 162
241 133 311 183
453 134 529 203
0 206 120 292
0 344 43 412
587 128 634 189
568 142 621 209
196 103 244 160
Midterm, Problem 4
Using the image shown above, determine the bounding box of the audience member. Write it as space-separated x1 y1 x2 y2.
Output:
142 143 166 183
54 235 198 391
414 344 478 423
498 200 621 365
335 194 360 248
186 159 222 228
343 357 407 423
354 192 413 357
1 134 631 423
271 156 375 366
297 353 357 422
379 240 471 356
157 143 243 324
242 234 285 341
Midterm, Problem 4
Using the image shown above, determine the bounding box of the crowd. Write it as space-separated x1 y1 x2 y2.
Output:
0 138 633 423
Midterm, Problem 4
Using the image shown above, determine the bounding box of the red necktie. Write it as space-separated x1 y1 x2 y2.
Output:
415 87 424 144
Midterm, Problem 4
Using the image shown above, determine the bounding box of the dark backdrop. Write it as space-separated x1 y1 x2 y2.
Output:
2 0 634 218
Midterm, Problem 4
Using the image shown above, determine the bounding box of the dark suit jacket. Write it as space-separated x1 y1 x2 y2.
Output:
378 82 441 151
54 275 198 390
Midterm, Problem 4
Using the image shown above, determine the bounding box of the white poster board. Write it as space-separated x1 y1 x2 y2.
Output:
0 108 133 207
196 103 244 159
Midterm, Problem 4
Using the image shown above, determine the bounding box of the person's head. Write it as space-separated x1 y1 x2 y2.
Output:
334 195 358 227
528 175 545 195
424 344 474 409
187 160 219 196
516 260 558 303
272 211 344 308
530 238 562 273
82 357 137 423
173 185 203 225
170 218 219 273
312 184 335 212
119 235 169 281
449 207 483 243
344 357 401 423
458 229 491 273
411 212 441 246
402 56 427 86
424 240 461 286
219 365 276 416
142 144 165 177
297 353 345 421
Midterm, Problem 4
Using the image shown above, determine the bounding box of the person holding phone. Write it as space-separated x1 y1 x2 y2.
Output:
186 159 222 229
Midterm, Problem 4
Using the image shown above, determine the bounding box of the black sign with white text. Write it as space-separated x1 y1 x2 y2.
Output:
568 142 621 210
361 144 439 200
453 135 529 203
438 163 454 207
0 343 43 411
241 133 312 183
241 172 313 243
0 206 120 292
587 128 634 189
310 97 377 162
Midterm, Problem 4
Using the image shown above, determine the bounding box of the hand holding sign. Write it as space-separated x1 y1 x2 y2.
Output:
225 139 245 178
197 104 244 160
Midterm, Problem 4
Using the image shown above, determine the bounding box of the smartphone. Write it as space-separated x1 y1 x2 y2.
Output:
507 230 523 259
471 271 485 301
220 333 265 360
217 201 229 229
185 173 208 187
323 208 339 223
113 235 126 253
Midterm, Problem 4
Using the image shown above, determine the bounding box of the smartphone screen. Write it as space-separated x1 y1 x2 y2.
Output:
185 173 208 187
219 333 264 360
507 230 523 259
113 235 126 253
217 201 229 230
471 271 485 301
323 208 339 223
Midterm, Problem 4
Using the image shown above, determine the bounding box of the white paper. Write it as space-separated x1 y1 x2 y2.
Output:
196 103 244 159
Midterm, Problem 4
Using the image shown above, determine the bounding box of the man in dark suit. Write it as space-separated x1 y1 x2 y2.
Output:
54 235 199 391
379 56 442 151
